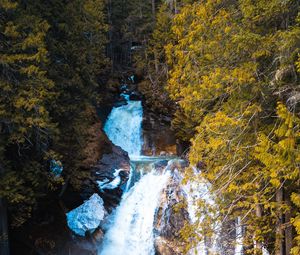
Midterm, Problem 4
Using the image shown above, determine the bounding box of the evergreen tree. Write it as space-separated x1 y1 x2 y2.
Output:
0 0 58 226
0 0 108 227
32 0 109 187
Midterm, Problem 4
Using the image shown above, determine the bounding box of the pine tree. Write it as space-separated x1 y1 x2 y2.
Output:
0 0 58 226
27 0 109 190
0 0 108 227
137 3 174 115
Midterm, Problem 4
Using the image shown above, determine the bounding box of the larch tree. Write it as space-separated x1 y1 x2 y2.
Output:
156 0 300 254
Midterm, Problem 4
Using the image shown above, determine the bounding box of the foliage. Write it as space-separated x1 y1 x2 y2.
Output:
134 3 174 115
135 0 196 116
150 0 300 253
0 0 107 227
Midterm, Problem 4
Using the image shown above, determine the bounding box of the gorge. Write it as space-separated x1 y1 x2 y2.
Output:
2 1 300 255
66 86 244 255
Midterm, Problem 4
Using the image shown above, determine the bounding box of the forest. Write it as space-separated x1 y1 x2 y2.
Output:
1 0 300 255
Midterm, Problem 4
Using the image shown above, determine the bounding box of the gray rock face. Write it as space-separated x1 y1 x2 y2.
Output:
94 145 130 179
155 237 181 255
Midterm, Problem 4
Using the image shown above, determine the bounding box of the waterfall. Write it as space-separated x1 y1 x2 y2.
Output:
100 92 249 255
101 95 171 255
104 96 143 157
100 170 170 255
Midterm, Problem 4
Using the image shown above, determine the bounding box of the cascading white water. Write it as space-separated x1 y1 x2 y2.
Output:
101 91 252 255
100 170 170 255
101 94 170 255
104 96 143 157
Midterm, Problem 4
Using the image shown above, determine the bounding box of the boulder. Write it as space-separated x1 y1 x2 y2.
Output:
93 145 130 180
66 194 106 237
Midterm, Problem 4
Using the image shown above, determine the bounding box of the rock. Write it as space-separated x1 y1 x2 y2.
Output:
154 162 190 254
94 145 130 176
66 194 106 237
93 145 130 182
154 237 181 255
153 160 169 172
114 95 128 107
159 151 167 156
80 113 112 170
97 169 125 190
176 140 190 157
142 109 177 156
92 145 130 210
129 91 142 100
92 228 104 243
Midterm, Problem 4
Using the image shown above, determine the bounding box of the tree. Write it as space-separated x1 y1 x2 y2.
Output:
0 0 108 228
0 0 58 227
24 0 109 191
161 0 300 253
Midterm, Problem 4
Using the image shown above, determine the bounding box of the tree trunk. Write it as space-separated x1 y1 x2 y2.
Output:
174 0 177 14
284 192 293 255
0 198 9 255
204 234 209 255
255 203 263 254
154 51 159 74
106 0 114 72
275 187 285 255
151 0 155 18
